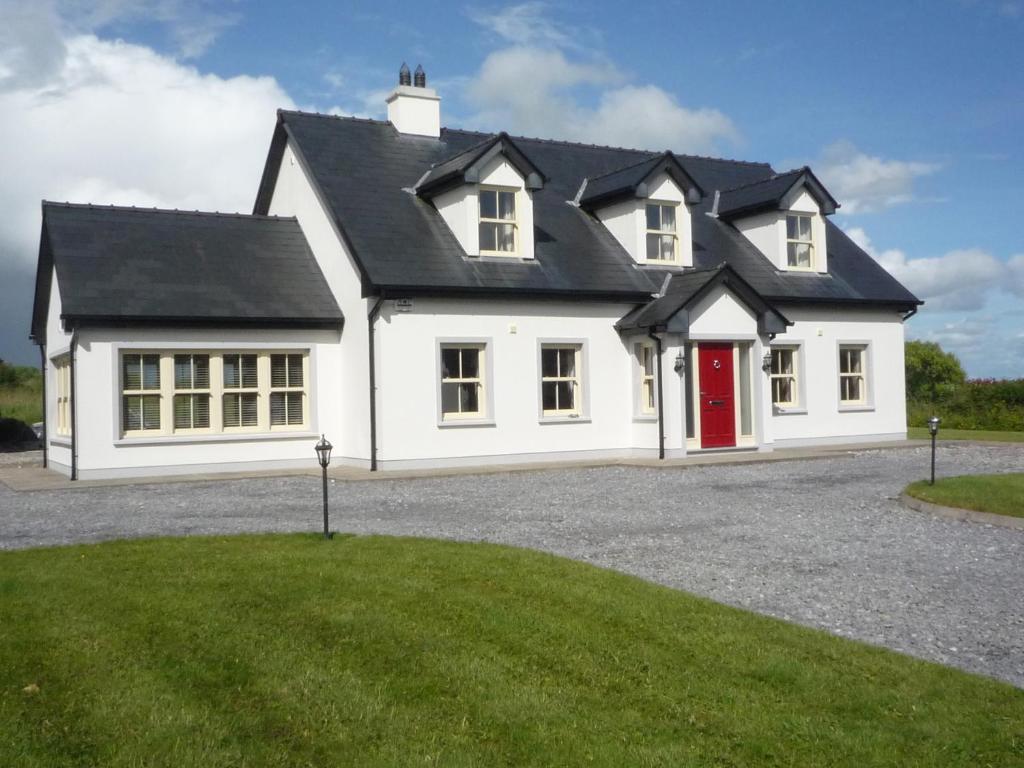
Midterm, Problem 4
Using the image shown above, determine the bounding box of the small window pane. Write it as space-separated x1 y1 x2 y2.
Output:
142 355 160 389
798 215 812 240
642 347 654 376
659 234 675 260
270 392 286 425
541 381 557 410
241 393 258 426
558 348 575 377
271 355 287 388
497 223 515 251
459 382 479 413
479 190 497 219
644 381 655 411
194 356 209 388
223 394 240 427
441 382 460 414
774 378 792 404
194 395 210 428
224 355 240 388
646 233 660 260
174 355 192 388
123 396 141 431
660 205 675 231
556 381 574 410
142 395 160 429
786 215 798 240
286 392 303 425
498 191 515 220
479 223 497 251
123 356 141 389
541 348 558 378
788 242 811 268
461 348 479 379
646 204 660 230
287 354 303 387
241 355 258 388
174 395 191 429
441 348 460 379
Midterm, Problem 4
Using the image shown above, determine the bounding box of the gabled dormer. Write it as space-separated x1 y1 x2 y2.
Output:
578 152 703 269
717 167 839 274
416 133 545 260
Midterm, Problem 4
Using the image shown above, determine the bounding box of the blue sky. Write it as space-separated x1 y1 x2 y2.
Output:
1 0 1022 375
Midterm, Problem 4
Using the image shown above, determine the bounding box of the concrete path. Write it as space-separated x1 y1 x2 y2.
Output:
1 443 1022 687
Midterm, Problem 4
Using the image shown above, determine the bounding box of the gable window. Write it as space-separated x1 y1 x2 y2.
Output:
839 345 868 405
173 354 211 431
270 354 305 427
635 342 656 415
440 345 485 420
122 353 161 433
770 347 799 407
786 214 814 269
479 188 516 254
645 203 678 262
541 344 581 417
53 356 71 438
223 354 259 429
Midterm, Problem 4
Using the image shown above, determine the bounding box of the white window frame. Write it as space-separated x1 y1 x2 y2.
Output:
634 341 657 418
785 213 815 270
53 355 71 437
838 343 871 409
644 202 680 264
121 353 163 436
770 345 802 410
478 186 518 256
117 349 310 439
172 353 212 434
435 338 494 427
538 341 585 420
439 343 486 422
269 353 307 430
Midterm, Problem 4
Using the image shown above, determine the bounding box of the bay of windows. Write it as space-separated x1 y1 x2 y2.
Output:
479 188 517 254
645 203 678 262
119 350 309 437
786 214 814 269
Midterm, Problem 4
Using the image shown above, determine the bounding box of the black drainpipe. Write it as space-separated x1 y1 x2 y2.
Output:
367 296 385 471
69 329 79 481
648 330 665 460
38 344 48 469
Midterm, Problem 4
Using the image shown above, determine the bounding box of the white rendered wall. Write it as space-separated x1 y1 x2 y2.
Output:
374 298 662 467
732 185 828 273
594 172 693 267
769 307 907 444
44 267 73 472
69 327 342 479
267 141 372 466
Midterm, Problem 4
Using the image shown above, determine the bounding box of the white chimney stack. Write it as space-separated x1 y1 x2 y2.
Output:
386 63 440 138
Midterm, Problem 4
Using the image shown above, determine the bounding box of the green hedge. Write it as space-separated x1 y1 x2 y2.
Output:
908 379 1024 431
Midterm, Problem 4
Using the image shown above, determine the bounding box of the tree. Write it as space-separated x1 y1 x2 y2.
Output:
905 340 966 400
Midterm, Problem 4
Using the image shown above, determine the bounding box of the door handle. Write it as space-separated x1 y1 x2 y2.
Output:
708 400 725 406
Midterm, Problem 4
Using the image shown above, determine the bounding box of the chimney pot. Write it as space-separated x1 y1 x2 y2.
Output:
413 64 426 88
399 62 411 86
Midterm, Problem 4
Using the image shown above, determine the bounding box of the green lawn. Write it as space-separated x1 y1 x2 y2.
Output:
0 384 41 424
2 535 1022 767
906 473 1024 518
908 427 1024 442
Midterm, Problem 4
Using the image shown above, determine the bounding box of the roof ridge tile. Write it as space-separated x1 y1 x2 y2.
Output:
41 201 295 221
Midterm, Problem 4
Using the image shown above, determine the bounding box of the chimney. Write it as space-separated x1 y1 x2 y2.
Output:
386 62 440 138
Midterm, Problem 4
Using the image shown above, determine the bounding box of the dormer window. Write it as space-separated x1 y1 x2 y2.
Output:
786 214 814 269
645 203 678 263
479 187 517 255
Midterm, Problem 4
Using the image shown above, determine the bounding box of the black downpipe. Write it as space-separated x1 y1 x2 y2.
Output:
648 331 665 460
69 330 78 481
38 344 47 469
367 296 385 471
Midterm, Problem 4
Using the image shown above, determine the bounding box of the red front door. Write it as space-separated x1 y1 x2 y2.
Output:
698 343 736 449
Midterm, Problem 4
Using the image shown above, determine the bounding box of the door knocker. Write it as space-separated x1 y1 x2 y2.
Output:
713 359 721 369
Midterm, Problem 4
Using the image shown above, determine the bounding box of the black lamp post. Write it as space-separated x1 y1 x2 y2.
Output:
927 416 940 485
314 435 333 539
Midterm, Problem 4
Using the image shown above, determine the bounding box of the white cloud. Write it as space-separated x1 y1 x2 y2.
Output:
0 30 293 363
816 140 939 214
1007 254 1024 297
464 46 738 153
468 2 582 49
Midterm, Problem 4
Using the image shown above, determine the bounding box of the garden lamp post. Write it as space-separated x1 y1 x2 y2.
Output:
928 416 940 485
314 435 333 539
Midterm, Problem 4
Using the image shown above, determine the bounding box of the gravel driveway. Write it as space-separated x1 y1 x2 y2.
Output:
2 443 1022 686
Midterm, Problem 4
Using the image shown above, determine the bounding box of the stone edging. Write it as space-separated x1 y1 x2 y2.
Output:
900 493 1024 531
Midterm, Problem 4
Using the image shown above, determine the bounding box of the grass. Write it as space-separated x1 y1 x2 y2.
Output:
0 384 41 424
906 473 1024 518
1 535 1022 766
908 426 1024 442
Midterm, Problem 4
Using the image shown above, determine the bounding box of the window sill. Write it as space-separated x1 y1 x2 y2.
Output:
49 438 72 448
437 419 496 429
539 416 590 425
114 431 319 447
633 415 658 423
838 405 874 413
773 407 807 416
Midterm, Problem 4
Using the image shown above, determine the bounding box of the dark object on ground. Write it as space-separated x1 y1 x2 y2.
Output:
0 418 42 452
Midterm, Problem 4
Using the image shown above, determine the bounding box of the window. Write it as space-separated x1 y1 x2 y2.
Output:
839 345 868 405
541 344 581 416
479 188 516 254
636 343 656 415
122 353 161 433
118 350 309 438
786 214 814 269
54 356 71 437
223 354 259 429
440 345 485 419
270 354 305 426
645 203 678 262
770 347 799 407
173 354 210 431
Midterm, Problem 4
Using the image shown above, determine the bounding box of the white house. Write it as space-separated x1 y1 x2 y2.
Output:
31 65 920 480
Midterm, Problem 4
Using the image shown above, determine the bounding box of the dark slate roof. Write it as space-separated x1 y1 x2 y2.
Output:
32 203 342 340
616 264 790 331
578 151 702 209
253 110 918 309
717 166 838 219
415 132 545 196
